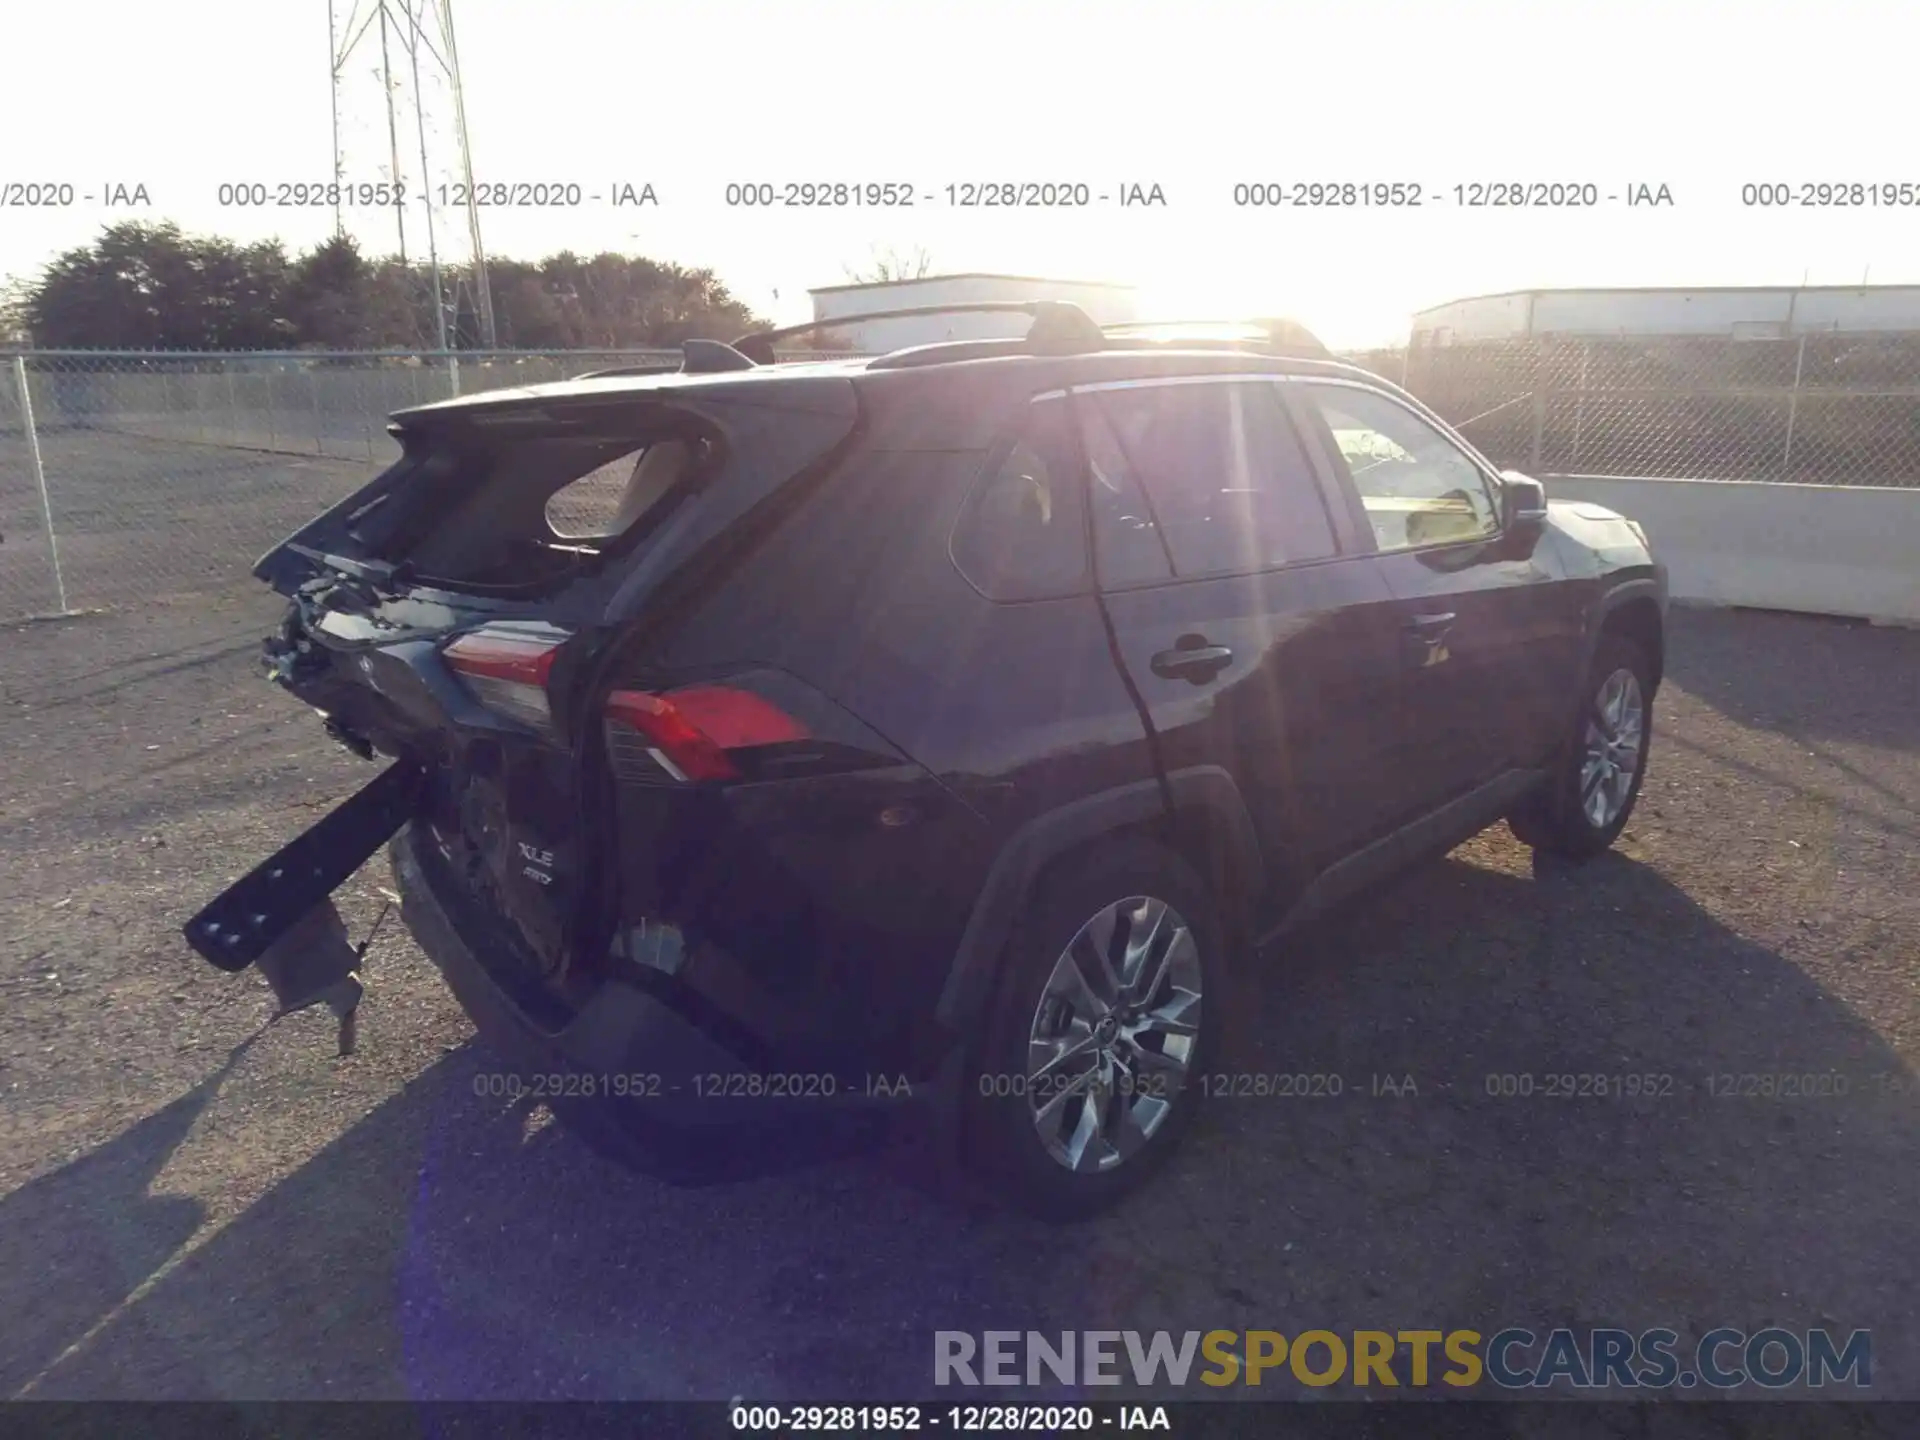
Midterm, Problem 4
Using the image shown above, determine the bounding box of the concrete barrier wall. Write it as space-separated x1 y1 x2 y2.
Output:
1543 474 1920 626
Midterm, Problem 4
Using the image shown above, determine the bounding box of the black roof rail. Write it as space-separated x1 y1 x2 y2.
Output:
864 338 1035 370
732 300 1105 365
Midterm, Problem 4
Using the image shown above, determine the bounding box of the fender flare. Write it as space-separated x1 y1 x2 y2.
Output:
1586 575 1667 687
933 765 1262 1037
1537 575 1666 767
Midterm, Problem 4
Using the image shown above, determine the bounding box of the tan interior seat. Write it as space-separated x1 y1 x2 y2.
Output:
609 439 691 533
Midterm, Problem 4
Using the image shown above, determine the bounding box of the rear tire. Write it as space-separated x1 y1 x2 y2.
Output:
964 837 1222 1221
1509 632 1654 861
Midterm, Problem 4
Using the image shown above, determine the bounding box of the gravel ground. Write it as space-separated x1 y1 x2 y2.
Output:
1 592 1917 1410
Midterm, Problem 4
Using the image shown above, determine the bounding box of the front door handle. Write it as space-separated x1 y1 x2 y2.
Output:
1150 637 1234 684
1405 610 1457 637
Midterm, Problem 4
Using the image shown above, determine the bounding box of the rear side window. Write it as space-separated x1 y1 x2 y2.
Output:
1086 381 1338 580
545 440 695 539
949 398 1090 601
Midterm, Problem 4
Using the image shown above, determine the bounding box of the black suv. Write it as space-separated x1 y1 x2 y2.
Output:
187 303 1667 1219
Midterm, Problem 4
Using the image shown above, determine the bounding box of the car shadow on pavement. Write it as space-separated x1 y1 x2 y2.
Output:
7 847 1918 1401
0 1033 261 1397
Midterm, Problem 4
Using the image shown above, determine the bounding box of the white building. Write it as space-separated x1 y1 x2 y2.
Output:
808 273 1139 353
1411 285 1920 347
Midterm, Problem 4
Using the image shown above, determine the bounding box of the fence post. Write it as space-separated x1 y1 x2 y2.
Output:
310 367 325 455
1781 333 1807 479
447 353 461 398
1569 342 1589 468
12 356 71 616
225 363 241 447
1529 388 1546 473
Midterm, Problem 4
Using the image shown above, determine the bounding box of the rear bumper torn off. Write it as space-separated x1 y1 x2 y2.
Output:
388 824 938 1173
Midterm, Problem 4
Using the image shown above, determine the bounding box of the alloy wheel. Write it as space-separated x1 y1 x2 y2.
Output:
1025 895 1202 1173
1579 667 1645 829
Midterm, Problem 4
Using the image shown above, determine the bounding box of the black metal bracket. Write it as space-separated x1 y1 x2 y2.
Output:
183 759 425 972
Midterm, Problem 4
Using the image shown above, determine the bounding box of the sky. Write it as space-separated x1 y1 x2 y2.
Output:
3 0 1918 348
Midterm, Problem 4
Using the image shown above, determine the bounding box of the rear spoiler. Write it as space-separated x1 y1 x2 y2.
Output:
573 339 757 380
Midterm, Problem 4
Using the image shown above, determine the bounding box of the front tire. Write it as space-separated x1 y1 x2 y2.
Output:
965 838 1222 1221
1509 632 1654 861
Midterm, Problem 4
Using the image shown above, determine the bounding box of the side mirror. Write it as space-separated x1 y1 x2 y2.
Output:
1501 471 1549 531
1494 471 1548 558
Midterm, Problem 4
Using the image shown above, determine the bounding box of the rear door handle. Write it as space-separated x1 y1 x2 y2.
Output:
1403 611 1457 669
1150 639 1234 684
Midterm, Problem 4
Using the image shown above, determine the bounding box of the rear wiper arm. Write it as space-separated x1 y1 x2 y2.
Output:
286 545 414 599
293 569 403 630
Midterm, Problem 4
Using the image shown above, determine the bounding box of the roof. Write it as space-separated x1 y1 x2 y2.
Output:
807 272 1137 296
392 347 1386 423
393 306 1354 420
1413 282 1920 320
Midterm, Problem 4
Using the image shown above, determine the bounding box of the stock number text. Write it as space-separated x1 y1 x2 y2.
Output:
218 181 407 208
725 181 918 207
1742 181 1920 207
1235 181 1423 207
1485 1072 1676 1098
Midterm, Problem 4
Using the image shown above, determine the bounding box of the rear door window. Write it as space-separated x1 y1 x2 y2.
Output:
1083 381 1339 581
949 397 1090 601
1081 400 1175 587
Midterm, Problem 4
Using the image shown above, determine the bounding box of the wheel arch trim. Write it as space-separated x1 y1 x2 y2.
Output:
1589 576 1667 689
933 766 1261 1036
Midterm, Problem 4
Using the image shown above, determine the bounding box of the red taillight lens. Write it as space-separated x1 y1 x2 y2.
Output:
604 684 809 783
443 626 570 731
443 629 563 685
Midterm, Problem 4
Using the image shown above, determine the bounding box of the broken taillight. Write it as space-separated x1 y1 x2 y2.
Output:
603 685 809 782
442 624 571 732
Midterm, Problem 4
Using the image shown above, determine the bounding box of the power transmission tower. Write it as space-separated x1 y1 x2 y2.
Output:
327 0 497 350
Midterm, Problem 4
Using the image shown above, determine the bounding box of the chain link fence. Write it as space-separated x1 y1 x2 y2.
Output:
0 348 850 622
1346 333 1920 488
4 338 1919 623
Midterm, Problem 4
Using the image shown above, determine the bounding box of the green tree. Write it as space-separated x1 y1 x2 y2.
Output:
0 274 30 344
284 233 375 349
24 222 294 349
16 223 768 351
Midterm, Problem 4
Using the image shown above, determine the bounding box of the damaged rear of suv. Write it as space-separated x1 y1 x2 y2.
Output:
188 357 956 1163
